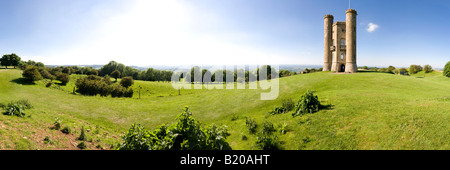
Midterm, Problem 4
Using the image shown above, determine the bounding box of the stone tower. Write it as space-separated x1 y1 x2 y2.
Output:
323 9 357 73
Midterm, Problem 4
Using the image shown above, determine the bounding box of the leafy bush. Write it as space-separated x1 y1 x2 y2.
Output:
44 136 52 144
293 90 321 117
40 69 55 80
444 61 450 78
77 141 87 149
245 117 257 134
204 124 231 150
75 75 132 98
1 100 33 117
53 117 62 130
111 70 121 81
86 70 98 76
261 121 276 135
117 107 231 150
255 133 280 150
409 65 423 74
279 123 288 134
22 66 43 82
394 68 409 75
62 67 73 75
46 82 53 87
282 98 295 111
78 126 87 141
118 123 154 150
424 64 433 73
268 98 295 115
57 73 70 85
268 106 287 115
15 99 33 109
62 126 71 134
120 76 134 88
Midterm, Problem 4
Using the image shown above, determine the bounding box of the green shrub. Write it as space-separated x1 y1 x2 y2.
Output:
204 124 231 150
279 123 288 134
22 66 43 82
245 117 257 134
53 117 62 130
56 73 70 85
118 123 154 150
111 70 121 81
444 61 450 77
255 133 280 150
40 69 55 80
44 136 52 144
76 75 132 98
409 65 423 74
78 126 87 141
293 90 321 117
120 76 134 88
77 141 87 149
117 107 231 150
1 100 33 117
282 98 295 111
62 126 71 134
15 99 33 109
268 106 287 115
46 82 53 87
424 64 433 73
261 121 276 135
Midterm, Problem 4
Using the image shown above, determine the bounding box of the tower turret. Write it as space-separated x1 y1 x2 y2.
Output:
323 14 334 71
345 9 357 73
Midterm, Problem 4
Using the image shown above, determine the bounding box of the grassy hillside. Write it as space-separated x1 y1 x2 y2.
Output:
0 68 449 150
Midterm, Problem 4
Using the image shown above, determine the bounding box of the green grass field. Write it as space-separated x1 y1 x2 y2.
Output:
0 68 449 150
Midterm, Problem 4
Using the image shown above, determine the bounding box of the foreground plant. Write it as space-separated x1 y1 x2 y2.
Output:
0 99 33 117
292 90 322 117
118 107 231 150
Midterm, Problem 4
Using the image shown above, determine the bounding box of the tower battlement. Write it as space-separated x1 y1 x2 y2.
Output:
324 14 334 19
346 9 357 14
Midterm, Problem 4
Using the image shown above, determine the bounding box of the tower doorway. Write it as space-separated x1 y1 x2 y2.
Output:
340 64 345 72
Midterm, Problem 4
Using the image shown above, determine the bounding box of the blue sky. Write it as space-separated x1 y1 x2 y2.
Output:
0 0 449 68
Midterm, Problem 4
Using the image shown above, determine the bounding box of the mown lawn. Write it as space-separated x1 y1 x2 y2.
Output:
0 68 449 150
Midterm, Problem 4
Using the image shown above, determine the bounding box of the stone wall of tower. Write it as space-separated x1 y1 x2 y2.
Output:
323 15 333 71
345 9 357 73
331 22 346 72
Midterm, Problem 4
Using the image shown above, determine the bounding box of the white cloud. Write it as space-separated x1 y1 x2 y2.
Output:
367 23 379 33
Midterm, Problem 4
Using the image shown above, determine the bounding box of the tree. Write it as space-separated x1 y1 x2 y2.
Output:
1 55 11 69
190 66 202 83
22 66 43 82
62 67 73 74
387 65 396 73
444 61 450 78
40 69 55 81
8 54 21 69
409 65 423 74
86 69 98 76
111 70 121 81
99 61 125 76
423 64 432 73
120 76 134 88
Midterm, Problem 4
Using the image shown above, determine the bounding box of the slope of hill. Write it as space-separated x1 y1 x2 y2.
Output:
0 69 448 150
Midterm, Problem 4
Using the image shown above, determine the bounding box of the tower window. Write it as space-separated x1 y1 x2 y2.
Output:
340 39 345 46
341 53 345 60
